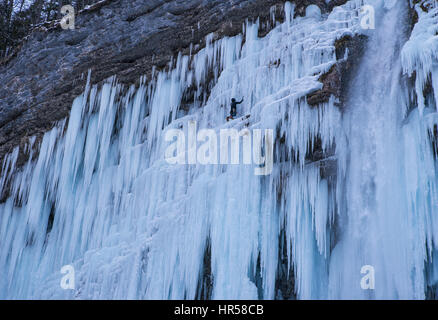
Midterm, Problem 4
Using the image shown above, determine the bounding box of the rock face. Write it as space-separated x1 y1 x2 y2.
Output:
0 0 349 167
307 34 368 108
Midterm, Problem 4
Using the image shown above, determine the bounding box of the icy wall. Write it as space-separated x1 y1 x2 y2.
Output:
0 0 438 299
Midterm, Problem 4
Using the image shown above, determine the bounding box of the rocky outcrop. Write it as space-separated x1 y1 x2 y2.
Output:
411 0 435 25
306 65 341 107
307 34 368 108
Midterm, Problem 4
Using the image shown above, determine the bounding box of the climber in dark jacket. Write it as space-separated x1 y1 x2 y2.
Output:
229 97 244 119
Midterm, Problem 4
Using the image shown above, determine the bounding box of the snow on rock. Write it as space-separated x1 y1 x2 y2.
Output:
401 3 438 114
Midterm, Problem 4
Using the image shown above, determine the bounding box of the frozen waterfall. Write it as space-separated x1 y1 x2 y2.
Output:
0 0 438 300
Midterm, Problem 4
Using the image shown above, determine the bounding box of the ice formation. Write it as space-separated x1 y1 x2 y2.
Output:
0 0 437 299
402 1 438 114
